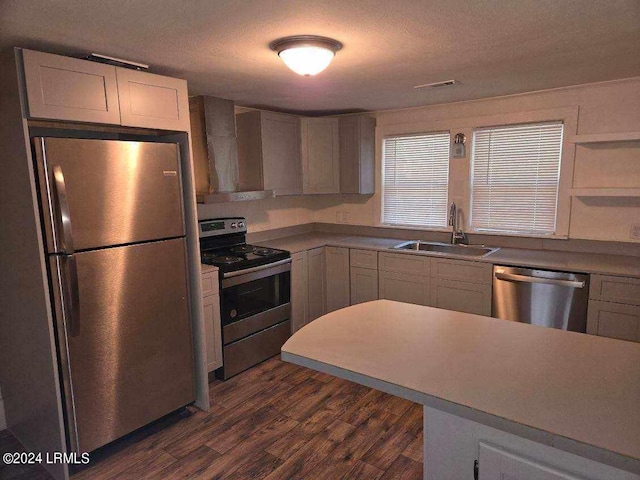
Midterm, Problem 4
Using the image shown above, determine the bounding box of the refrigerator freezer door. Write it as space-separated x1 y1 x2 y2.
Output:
34 137 185 253
50 238 195 453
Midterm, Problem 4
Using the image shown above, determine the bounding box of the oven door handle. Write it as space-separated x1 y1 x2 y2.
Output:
222 258 292 278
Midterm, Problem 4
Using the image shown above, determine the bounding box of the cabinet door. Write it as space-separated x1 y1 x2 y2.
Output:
301 117 340 194
325 247 350 313
116 68 190 131
339 115 376 194
431 279 492 316
261 112 303 195
587 300 640 342
291 251 309 332
202 293 223 372
308 248 326 321
479 443 582 480
379 270 430 306
22 49 120 124
350 267 378 305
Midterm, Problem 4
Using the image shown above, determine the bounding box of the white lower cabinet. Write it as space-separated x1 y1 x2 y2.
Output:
201 270 222 372
291 251 309 332
425 407 638 480
308 248 327 321
379 270 430 306
325 247 350 313
588 274 640 343
350 267 378 305
291 247 326 333
431 279 492 316
378 252 431 306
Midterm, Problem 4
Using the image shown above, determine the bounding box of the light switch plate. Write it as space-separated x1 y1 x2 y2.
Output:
630 223 640 240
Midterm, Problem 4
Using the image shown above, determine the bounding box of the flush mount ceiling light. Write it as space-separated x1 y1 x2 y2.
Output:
270 35 343 77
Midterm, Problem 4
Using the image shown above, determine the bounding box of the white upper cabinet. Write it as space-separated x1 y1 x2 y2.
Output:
301 117 340 194
22 49 121 125
339 115 376 194
116 68 190 131
236 110 303 196
21 49 190 131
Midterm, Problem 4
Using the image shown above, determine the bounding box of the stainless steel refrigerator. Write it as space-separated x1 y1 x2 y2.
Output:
33 137 196 454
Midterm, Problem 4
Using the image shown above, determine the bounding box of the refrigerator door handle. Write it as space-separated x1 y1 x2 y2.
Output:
62 255 81 337
52 165 75 254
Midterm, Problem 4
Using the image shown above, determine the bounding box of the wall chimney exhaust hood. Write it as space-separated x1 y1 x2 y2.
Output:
189 96 275 203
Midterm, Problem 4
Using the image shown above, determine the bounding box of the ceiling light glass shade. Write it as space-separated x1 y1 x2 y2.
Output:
279 46 335 76
271 36 343 77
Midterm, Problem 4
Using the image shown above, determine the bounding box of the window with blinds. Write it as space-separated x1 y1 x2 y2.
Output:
382 132 450 227
470 122 564 235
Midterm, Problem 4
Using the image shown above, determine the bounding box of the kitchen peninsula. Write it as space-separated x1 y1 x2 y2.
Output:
282 300 640 479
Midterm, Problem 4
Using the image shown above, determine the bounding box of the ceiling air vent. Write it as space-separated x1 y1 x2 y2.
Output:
413 80 458 89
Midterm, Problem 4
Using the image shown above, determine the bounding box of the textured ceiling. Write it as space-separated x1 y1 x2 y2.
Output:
1 0 639 114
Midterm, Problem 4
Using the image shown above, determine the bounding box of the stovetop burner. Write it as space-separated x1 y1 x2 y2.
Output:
254 248 276 256
231 245 255 254
201 244 290 271
208 255 243 264
199 218 290 273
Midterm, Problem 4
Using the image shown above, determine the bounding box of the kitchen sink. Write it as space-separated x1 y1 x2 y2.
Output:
392 240 499 258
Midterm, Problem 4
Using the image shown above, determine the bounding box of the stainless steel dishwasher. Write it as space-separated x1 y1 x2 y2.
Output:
492 266 589 332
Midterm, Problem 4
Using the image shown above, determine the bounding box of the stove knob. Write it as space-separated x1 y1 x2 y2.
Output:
238 222 245 228
230 222 237 228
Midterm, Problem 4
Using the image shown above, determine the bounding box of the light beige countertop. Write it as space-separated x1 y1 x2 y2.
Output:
282 300 640 474
200 263 218 274
259 232 640 278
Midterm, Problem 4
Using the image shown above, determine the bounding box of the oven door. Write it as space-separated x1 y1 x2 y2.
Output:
220 258 291 344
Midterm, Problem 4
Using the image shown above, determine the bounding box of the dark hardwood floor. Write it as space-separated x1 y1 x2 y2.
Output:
0 356 422 479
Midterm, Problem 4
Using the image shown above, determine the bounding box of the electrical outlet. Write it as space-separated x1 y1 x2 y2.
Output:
630 223 640 240
336 211 342 223
342 211 350 223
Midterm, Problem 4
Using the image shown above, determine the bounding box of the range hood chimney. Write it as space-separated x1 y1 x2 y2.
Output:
189 96 275 203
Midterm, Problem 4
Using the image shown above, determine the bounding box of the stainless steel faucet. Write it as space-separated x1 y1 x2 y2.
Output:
448 202 468 245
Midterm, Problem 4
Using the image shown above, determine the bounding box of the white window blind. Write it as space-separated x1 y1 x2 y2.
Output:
470 122 564 235
382 132 450 227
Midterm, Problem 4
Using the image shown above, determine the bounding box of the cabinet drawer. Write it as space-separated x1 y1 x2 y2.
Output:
378 252 430 276
378 270 430 306
350 249 378 269
22 49 120 124
587 300 640 342
116 67 190 131
201 271 219 297
590 275 640 306
432 258 492 284
431 279 492 316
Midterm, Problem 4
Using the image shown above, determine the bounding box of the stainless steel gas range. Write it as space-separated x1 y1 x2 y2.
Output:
199 217 291 379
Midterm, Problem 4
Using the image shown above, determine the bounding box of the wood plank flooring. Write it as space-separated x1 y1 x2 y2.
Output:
0 356 422 479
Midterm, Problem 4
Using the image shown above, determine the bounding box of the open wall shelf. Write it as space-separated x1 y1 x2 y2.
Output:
569 132 640 144
570 188 640 198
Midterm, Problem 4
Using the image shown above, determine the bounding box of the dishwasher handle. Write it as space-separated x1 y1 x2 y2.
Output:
494 271 585 289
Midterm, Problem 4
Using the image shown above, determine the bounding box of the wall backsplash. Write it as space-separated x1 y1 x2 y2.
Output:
197 195 316 232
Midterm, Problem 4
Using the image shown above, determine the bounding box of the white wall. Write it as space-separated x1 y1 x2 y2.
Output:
201 78 640 243
315 78 640 243
197 195 316 232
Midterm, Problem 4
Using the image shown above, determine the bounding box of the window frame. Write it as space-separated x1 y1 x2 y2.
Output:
380 130 451 229
468 120 565 237
374 106 577 239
